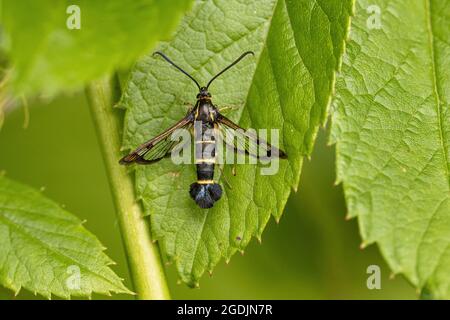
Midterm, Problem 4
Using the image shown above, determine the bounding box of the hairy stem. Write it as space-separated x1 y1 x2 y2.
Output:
86 76 170 300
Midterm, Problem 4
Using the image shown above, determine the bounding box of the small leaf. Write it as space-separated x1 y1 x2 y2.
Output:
331 0 450 298
0 176 132 299
1 0 193 95
121 0 353 286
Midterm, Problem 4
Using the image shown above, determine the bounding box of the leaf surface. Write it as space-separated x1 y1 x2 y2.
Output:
1 0 193 95
0 176 131 298
330 0 450 298
122 0 353 285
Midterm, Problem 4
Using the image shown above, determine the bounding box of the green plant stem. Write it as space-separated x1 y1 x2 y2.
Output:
86 76 170 300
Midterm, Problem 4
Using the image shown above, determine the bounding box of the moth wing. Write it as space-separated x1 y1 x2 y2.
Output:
216 114 287 160
120 114 194 165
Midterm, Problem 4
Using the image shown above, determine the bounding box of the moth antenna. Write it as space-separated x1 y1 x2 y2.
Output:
206 51 254 89
153 51 201 90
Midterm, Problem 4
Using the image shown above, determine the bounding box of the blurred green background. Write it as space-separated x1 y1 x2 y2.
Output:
0 93 416 299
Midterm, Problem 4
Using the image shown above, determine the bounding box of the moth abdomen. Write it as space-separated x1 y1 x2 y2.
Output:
189 182 222 209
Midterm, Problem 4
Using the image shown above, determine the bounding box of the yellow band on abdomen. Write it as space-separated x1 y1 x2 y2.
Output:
197 180 215 184
195 158 216 164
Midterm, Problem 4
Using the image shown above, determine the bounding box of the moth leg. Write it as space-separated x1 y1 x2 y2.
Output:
218 165 232 189
231 164 236 176
182 102 195 113
174 97 194 113
218 104 243 114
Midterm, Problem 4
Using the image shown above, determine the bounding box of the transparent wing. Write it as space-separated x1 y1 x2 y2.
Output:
120 114 193 165
217 114 287 160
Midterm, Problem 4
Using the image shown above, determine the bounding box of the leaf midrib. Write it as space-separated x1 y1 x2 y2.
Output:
425 0 450 189
414 1 450 285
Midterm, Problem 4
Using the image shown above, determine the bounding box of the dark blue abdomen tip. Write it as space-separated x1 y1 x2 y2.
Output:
189 183 222 209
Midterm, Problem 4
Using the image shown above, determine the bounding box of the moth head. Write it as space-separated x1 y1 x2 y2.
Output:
197 87 211 99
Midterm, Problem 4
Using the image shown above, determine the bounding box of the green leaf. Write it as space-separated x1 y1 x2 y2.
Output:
330 0 450 299
1 0 193 95
121 0 353 286
0 175 132 299
0 102 3 130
